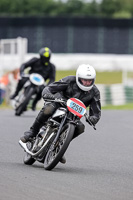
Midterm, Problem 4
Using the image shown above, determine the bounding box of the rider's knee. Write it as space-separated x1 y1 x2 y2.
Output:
43 103 56 115
73 121 85 139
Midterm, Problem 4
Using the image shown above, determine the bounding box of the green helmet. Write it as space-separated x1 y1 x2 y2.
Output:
39 47 52 65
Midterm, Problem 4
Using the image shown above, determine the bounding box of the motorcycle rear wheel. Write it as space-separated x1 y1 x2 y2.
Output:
23 153 36 165
23 142 36 165
44 123 75 170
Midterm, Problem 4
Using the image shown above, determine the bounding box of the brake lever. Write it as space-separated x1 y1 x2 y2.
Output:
85 113 96 130
87 118 96 130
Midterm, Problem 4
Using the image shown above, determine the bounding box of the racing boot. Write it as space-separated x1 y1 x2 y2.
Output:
10 80 23 99
20 104 55 143
20 120 42 143
31 103 37 111
31 99 38 111
31 92 42 111
10 92 18 100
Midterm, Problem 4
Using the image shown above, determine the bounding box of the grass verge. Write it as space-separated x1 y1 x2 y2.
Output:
56 70 122 84
102 103 133 110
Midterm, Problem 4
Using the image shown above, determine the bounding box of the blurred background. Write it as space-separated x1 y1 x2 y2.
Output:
0 0 133 108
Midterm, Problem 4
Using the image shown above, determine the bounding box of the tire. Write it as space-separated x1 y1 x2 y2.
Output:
23 142 36 165
23 153 36 165
15 87 35 116
44 123 75 170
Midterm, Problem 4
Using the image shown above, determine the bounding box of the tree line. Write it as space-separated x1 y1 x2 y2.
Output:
0 0 133 18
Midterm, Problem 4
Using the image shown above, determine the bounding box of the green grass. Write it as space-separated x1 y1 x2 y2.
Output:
56 70 76 81
96 71 122 84
56 70 122 84
102 103 133 110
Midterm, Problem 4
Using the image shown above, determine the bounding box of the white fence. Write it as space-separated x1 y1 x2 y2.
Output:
0 37 28 75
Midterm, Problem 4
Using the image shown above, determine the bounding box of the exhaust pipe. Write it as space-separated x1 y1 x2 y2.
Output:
19 132 54 157
19 140 35 156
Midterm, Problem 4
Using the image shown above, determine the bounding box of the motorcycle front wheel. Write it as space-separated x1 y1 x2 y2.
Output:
15 87 35 116
44 123 75 170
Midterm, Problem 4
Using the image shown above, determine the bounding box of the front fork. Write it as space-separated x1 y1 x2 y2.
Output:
51 115 78 150
52 115 67 149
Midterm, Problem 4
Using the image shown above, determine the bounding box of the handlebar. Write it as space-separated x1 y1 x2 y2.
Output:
18 74 30 80
21 74 30 78
44 98 66 105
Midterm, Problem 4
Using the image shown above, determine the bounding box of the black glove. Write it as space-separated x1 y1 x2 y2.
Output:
43 93 55 100
86 116 98 126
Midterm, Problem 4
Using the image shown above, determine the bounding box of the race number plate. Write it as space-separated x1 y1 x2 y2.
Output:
30 73 44 86
67 98 86 118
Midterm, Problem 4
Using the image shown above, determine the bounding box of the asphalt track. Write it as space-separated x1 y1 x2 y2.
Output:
0 109 133 200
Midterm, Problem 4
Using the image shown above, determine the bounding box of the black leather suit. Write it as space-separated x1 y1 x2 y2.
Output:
25 75 101 140
42 76 101 121
13 57 56 107
20 57 55 84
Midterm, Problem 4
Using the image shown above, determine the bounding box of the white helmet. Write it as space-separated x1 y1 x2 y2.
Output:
76 64 96 91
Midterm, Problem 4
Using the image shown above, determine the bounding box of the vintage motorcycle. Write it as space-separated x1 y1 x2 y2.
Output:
14 73 45 116
19 97 96 170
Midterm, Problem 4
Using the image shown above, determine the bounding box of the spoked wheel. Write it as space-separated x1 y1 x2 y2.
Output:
44 123 75 170
23 142 36 165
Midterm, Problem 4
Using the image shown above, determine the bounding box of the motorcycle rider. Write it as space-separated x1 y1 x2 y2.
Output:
10 47 56 111
20 64 101 163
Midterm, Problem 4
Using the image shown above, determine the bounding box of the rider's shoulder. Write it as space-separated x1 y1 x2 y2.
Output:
61 75 76 83
92 85 100 95
29 57 39 63
49 62 56 69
